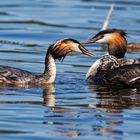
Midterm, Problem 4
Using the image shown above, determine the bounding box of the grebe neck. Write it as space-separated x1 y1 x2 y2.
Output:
39 52 56 84
108 36 127 58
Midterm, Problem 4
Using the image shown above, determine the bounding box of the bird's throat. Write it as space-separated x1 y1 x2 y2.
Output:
39 54 56 84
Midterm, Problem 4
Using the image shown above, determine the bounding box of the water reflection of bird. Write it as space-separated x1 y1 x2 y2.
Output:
43 84 55 107
87 84 140 136
81 29 140 87
88 84 140 113
42 85 73 112
0 38 94 86
42 85 80 138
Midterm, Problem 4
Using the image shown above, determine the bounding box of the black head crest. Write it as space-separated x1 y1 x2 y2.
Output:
94 29 127 38
47 44 70 61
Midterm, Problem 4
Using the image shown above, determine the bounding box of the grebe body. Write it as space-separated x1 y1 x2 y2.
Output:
86 55 140 87
0 38 94 86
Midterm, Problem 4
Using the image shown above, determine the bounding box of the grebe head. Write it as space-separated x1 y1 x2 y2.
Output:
81 29 127 58
48 38 94 61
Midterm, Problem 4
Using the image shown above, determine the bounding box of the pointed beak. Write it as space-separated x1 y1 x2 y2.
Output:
79 45 95 57
80 38 97 44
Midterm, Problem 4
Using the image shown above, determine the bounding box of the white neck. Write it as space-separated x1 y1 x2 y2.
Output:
39 54 56 84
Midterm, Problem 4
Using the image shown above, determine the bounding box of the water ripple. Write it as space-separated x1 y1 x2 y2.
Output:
0 0 140 140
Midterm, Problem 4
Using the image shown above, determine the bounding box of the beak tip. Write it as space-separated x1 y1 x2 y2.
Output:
79 45 95 58
81 38 96 44
83 50 95 58
80 40 91 44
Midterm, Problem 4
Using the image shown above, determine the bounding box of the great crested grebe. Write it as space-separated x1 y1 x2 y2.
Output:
81 29 140 87
0 38 94 86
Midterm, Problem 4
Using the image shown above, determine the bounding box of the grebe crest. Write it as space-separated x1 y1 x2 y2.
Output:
47 38 94 61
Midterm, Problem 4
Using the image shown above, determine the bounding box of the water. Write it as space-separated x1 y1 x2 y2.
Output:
0 0 140 140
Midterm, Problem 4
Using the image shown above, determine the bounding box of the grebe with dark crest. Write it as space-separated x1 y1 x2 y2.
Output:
81 29 140 87
0 38 94 86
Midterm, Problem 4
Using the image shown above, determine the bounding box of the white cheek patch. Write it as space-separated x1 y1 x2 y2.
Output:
71 43 82 53
96 34 112 44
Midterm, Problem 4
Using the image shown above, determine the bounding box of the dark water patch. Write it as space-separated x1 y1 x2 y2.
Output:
0 4 22 8
0 50 41 54
0 59 43 64
0 12 12 16
0 130 29 134
0 101 41 105
0 28 27 30
0 39 43 47
0 20 98 30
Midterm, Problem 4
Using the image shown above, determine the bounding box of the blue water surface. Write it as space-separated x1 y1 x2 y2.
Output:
0 0 140 140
